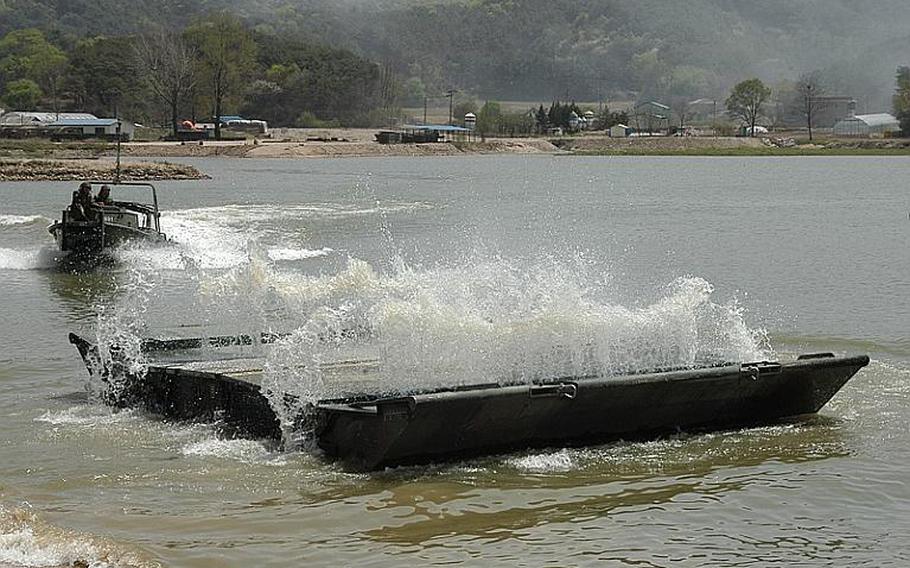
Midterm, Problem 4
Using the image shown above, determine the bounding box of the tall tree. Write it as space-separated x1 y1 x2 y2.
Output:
477 100 502 135
894 66 910 137
669 96 692 132
2 78 42 109
185 12 256 140
134 29 197 137
535 104 548 133
726 78 771 137
0 28 66 112
796 71 826 141
68 36 147 120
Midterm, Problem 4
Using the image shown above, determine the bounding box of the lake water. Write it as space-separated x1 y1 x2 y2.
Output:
0 155 908 567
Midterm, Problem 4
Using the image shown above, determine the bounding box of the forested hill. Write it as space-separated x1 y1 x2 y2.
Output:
3 0 909 108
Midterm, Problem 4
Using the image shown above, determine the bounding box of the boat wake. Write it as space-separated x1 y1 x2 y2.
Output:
0 504 155 568
0 214 52 228
0 246 61 271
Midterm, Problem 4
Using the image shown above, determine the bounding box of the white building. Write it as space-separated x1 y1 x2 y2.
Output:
609 123 630 138
832 113 901 137
0 111 97 127
49 117 135 140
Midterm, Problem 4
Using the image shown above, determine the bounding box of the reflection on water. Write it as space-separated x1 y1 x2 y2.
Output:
362 418 849 546
42 268 121 320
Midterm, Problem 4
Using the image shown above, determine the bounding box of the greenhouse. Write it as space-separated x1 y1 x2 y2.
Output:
832 113 900 137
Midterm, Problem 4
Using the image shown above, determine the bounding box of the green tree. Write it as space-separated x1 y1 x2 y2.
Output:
477 100 502 135
535 104 548 133
2 78 42 109
726 78 771 136
893 66 910 136
0 28 66 111
185 12 257 139
67 36 148 120
402 76 426 107
247 34 386 127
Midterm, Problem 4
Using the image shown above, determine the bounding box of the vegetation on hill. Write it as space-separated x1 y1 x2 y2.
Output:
0 0 909 131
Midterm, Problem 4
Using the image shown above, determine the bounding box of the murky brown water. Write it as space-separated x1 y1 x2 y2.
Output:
1 155 908 567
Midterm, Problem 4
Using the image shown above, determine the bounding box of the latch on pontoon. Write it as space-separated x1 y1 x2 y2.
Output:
529 382 578 399
741 361 782 380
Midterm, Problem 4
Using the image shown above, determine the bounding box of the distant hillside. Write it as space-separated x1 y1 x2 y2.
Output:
3 0 909 109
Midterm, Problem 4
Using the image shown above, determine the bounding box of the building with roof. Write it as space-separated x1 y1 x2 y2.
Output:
832 113 900 137
688 98 719 123
216 115 268 134
377 124 473 144
609 123 630 138
632 101 671 134
0 111 97 127
48 117 134 140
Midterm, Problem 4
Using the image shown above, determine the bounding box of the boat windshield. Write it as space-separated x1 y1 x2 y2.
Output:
91 184 157 208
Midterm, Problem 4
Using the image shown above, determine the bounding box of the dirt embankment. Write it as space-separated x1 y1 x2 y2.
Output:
120 142 252 158
119 136 560 159
822 138 910 150
552 135 765 153
0 159 207 181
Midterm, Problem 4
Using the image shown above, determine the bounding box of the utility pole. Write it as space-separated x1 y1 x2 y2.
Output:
446 89 455 125
806 84 814 142
115 119 122 183
423 95 428 124
713 99 717 138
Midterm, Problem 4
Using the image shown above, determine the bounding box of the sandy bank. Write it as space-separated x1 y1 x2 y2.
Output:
553 135 765 153
120 136 560 159
0 158 207 181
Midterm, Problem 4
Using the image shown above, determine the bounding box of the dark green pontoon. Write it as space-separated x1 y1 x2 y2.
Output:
69 332 868 472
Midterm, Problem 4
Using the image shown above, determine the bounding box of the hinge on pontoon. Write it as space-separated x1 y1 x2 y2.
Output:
741 361 782 380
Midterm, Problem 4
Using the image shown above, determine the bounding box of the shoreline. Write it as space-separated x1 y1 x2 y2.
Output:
0 158 208 181
1 133 908 175
116 133 910 159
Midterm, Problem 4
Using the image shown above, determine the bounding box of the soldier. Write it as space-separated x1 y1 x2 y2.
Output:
95 185 113 205
69 182 94 221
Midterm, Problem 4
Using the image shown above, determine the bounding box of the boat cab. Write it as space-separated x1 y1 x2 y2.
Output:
48 181 167 255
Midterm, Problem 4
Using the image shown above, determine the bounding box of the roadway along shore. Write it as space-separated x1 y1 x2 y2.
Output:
118 130 910 159
115 133 766 159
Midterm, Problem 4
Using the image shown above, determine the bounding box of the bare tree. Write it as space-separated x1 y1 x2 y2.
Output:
669 96 692 133
378 62 401 126
185 12 256 140
796 72 826 141
134 30 197 138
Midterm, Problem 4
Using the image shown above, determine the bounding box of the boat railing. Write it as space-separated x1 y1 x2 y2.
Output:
87 181 160 233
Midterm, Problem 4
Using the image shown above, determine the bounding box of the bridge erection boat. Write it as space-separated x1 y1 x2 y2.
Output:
48 181 166 256
68 332 869 472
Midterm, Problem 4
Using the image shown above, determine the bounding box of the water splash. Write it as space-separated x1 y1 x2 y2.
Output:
0 505 156 568
260 256 771 435
89 261 160 403
181 438 287 466
0 247 58 270
0 214 51 227
267 247 333 261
